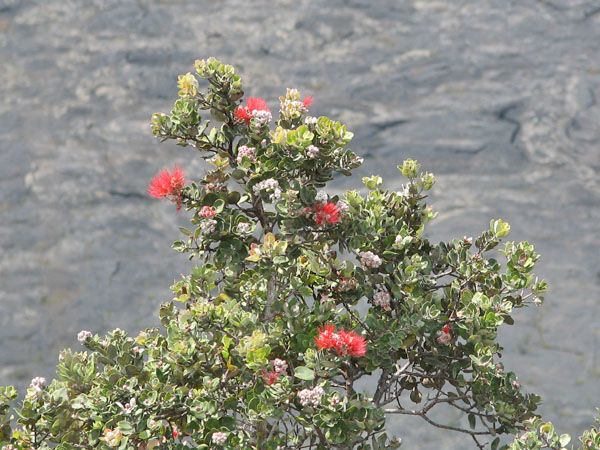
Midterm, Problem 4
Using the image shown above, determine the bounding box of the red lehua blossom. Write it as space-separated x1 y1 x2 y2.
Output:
200 205 217 219
336 330 367 357
148 166 185 198
234 97 270 124
436 324 453 345
314 202 341 226
315 324 338 350
147 166 185 210
261 370 280 385
303 96 313 108
234 106 251 123
247 97 269 112
315 324 367 358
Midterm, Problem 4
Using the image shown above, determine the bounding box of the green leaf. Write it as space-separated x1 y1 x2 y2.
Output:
117 420 133 434
491 437 500 450
362 175 383 190
559 434 571 446
294 366 315 381
179 227 192 236
213 199 226 213
490 219 511 238
468 413 476 429
398 159 420 178
540 422 554 435
231 169 246 180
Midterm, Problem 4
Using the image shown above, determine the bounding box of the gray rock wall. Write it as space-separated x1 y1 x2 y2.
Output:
0 0 599 448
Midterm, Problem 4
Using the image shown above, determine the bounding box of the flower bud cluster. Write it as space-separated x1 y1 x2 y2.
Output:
30 376 46 392
359 251 382 269
306 144 320 158
297 386 325 408
253 178 282 202
236 222 252 234
279 88 312 121
372 291 391 310
77 330 92 343
200 219 217 234
212 431 228 445
236 145 256 164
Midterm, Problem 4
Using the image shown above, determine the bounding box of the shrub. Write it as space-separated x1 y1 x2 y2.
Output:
1 57 598 450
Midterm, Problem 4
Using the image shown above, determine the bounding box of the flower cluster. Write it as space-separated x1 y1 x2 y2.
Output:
252 178 281 202
314 202 341 226
234 97 272 126
102 428 123 447
372 291 391 311
212 432 228 445
337 276 358 292
336 200 349 213
315 324 367 357
29 376 46 393
304 116 318 126
359 251 382 269
306 144 319 158
236 222 252 234
261 359 287 385
147 166 186 210
205 182 224 193
199 205 217 219
116 398 136 414
315 191 328 203
297 386 325 408
262 370 280 385
77 330 92 343
271 358 288 374
199 219 217 235
279 88 312 121
236 145 256 164
436 324 452 345
177 72 198 97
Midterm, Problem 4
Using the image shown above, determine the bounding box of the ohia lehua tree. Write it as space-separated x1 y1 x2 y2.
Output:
0 57 599 450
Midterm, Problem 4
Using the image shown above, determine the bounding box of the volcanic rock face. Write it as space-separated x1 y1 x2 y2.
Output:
1 1 599 447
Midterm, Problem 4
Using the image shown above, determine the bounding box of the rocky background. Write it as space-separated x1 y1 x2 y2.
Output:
1 0 599 448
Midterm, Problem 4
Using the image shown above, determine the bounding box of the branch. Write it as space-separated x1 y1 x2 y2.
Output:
384 407 492 436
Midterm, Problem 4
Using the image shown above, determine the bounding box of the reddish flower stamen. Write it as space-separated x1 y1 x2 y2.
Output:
315 324 367 358
261 370 280 385
234 97 270 125
314 202 341 226
147 166 186 210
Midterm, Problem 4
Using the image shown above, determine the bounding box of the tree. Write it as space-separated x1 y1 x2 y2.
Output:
0 57 598 450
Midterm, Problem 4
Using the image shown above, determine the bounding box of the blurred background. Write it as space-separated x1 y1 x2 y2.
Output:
1 0 599 448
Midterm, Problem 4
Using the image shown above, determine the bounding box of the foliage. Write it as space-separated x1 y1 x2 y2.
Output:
0 57 597 450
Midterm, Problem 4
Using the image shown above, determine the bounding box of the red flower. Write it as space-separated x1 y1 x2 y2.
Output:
314 202 341 226
261 370 280 385
436 324 453 345
247 97 269 112
315 324 338 350
234 106 251 123
234 97 270 124
200 205 217 219
337 330 367 357
147 166 185 210
303 96 313 108
315 324 367 358
172 426 180 440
